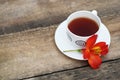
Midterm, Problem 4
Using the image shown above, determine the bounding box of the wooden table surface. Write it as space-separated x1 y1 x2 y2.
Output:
0 0 120 80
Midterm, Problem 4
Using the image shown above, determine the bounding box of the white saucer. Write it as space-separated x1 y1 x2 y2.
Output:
54 20 111 60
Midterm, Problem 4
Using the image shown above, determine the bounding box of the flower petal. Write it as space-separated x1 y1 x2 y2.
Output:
88 53 102 69
101 45 109 55
93 42 106 48
93 42 109 55
86 35 97 49
82 49 90 59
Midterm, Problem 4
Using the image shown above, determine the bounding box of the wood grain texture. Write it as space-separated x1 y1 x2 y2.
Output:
0 0 120 80
0 18 120 80
24 59 120 80
0 26 87 80
0 0 119 34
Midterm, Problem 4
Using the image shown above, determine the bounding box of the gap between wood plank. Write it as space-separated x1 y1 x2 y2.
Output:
19 58 120 80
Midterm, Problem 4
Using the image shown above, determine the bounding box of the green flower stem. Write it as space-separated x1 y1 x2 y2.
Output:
63 49 81 52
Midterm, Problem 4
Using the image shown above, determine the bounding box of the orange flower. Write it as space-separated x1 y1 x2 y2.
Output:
82 35 108 69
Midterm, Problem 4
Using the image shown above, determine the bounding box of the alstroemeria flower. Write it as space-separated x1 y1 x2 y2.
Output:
64 35 109 69
82 35 108 69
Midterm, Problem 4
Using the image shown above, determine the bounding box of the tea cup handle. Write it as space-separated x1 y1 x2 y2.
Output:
92 10 97 16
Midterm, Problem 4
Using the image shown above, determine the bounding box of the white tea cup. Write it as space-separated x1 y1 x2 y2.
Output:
66 10 101 48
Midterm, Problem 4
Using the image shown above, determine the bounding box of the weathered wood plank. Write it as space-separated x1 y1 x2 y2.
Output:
0 16 120 80
0 0 119 34
24 59 120 80
0 25 87 80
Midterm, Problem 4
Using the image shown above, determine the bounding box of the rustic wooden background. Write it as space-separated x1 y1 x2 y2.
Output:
0 0 120 80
